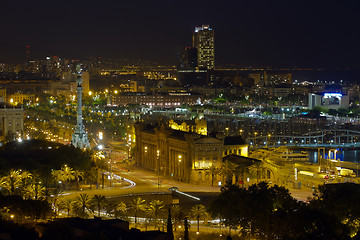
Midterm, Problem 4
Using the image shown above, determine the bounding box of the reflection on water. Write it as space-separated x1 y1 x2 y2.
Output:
308 149 360 163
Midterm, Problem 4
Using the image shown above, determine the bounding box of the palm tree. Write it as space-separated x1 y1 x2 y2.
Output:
233 164 251 188
220 161 237 185
61 165 75 190
92 152 108 189
205 165 219 186
87 167 99 189
23 182 45 200
19 170 33 191
146 200 165 230
73 193 91 218
91 194 107 217
61 199 73 217
0 169 24 195
51 170 64 189
248 161 266 183
171 205 186 232
115 202 127 219
53 197 65 217
73 170 84 190
52 166 76 191
190 204 207 233
129 197 146 225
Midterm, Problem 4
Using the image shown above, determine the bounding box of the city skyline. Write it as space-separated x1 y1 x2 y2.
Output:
0 1 359 70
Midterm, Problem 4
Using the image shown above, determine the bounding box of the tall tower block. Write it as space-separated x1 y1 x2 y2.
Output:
193 25 215 70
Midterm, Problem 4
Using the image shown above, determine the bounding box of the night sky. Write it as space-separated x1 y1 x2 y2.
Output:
1 0 359 69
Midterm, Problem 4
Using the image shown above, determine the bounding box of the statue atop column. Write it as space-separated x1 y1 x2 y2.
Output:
71 64 90 149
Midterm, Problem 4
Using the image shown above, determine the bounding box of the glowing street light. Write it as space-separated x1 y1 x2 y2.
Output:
254 132 258 147
225 127 229 136
178 154 182 181
266 134 271 147
157 150 160 187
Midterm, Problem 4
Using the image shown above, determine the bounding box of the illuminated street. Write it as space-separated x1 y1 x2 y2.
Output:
1 1 360 239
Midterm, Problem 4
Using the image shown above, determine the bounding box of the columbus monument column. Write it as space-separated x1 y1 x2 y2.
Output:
71 65 90 149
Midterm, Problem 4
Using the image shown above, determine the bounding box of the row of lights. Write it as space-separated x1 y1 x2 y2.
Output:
144 146 182 162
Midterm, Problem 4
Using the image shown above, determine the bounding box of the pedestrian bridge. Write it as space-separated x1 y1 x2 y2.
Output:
247 129 360 148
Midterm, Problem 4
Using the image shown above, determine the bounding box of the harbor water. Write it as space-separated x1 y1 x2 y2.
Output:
309 149 360 164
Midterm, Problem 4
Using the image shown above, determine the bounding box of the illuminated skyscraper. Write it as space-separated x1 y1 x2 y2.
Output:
193 25 215 70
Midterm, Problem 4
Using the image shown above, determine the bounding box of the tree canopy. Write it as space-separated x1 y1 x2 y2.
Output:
210 182 350 239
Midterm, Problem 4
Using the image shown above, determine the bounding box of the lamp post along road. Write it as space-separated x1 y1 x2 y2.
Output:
178 154 182 181
157 150 160 187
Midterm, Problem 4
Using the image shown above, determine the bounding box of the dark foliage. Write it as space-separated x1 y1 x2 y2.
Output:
0 194 52 220
0 139 92 187
0 220 38 239
210 182 350 240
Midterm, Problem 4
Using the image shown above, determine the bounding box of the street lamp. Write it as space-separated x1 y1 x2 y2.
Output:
108 150 113 187
157 150 160 187
254 132 258 147
178 154 182 181
239 129 243 136
266 134 271 147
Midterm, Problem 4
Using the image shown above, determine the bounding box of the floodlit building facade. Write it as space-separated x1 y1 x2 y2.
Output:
0 104 24 142
8 92 35 105
134 121 248 184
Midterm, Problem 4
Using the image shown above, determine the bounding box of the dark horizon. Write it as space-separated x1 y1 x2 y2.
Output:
0 0 359 69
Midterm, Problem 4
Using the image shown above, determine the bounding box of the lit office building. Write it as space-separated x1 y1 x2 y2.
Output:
193 25 215 70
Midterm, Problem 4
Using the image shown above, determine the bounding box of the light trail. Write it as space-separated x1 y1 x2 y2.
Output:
105 171 136 188
174 190 200 201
